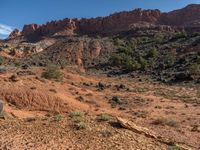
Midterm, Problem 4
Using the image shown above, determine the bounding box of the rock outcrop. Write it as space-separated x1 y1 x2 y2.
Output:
9 4 200 41
158 4 200 27
9 29 21 39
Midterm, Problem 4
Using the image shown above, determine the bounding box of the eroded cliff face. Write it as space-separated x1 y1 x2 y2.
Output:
158 4 200 27
9 29 22 39
8 4 200 41
19 19 77 41
76 9 161 35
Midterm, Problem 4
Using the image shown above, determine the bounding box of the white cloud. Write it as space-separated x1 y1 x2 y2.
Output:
0 34 8 39
0 24 14 39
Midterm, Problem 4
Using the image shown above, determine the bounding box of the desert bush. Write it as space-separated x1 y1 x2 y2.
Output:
69 111 84 118
109 53 123 66
168 145 182 150
126 38 138 49
148 48 158 58
193 32 200 36
11 60 22 68
152 118 166 125
123 58 141 72
163 53 176 68
54 114 64 122
118 46 134 55
42 64 63 80
70 111 87 130
196 56 200 64
154 32 165 44
175 31 187 39
0 56 4 65
152 118 178 127
165 119 179 127
113 38 124 47
75 122 87 130
110 38 146 72
187 63 200 75
97 113 113 122
58 59 69 69
139 57 148 71
0 66 7 73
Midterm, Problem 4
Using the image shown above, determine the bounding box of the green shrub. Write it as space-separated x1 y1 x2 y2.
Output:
126 38 137 50
175 31 187 39
13 60 21 67
196 56 200 64
113 38 124 47
75 122 87 130
154 32 165 44
118 46 133 55
70 111 85 124
168 145 182 150
0 66 7 73
0 57 4 65
139 57 148 71
42 64 63 80
148 48 158 58
97 113 113 122
58 59 69 69
188 63 200 75
69 111 84 118
123 58 141 72
109 54 123 66
193 32 200 36
54 114 64 122
163 53 176 68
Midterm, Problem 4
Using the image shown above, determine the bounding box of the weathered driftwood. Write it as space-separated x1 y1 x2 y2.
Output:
116 117 193 150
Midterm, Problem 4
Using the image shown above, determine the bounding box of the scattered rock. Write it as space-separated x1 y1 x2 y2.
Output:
49 89 57 93
132 111 148 118
191 125 199 132
97 82 107 90
109 96 128 108
173 72 193 82
76 96 84 102
115 84 126 91
21 64 29 70
111 96 123 105
17 70 35 76
9 74 19 82
0 111 10 120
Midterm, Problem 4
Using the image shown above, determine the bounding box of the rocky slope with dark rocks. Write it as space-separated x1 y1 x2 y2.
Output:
1 4 200 83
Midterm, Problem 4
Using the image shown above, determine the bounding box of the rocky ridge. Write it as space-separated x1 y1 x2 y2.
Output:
8 4 200 42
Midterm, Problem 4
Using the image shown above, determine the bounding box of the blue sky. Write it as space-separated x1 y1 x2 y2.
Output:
0 0 200 39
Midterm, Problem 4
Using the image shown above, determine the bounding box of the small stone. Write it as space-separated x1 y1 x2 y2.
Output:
9 74 19 82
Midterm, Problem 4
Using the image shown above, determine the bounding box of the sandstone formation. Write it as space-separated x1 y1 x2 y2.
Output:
158 4 200 27
9 29 21 39
8 4 200 42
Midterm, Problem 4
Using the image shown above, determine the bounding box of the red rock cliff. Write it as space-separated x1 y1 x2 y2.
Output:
9 4 200 41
